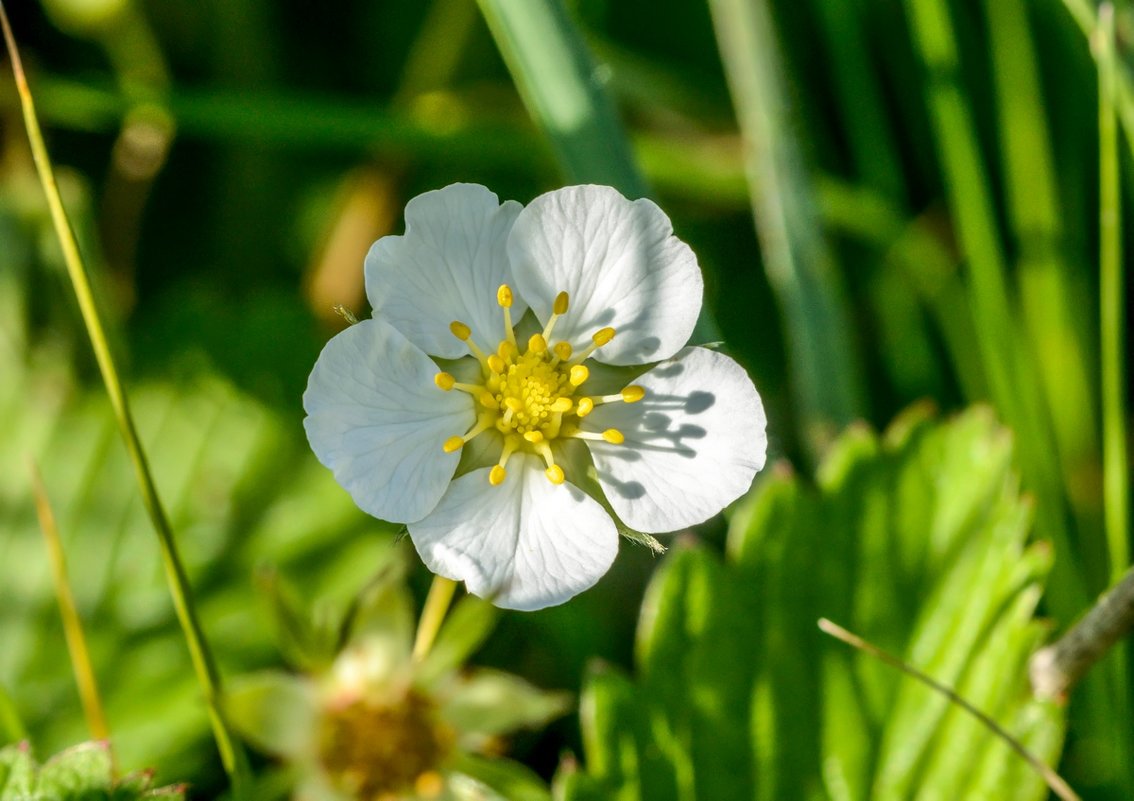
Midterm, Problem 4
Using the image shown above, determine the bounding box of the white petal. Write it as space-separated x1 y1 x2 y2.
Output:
303 319 474 523
507 185 702 365
365 183 525 358
408 454 619 610
585 346 767 533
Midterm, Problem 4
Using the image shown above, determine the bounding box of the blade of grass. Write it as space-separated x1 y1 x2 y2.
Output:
985 0 1100 555
0 6 248 795
29 462 112 757
0 684 26 743
475 0 720 345
1096 2 1127 586
901 0 1084 619
1094 9 1132 790
474 0 646 198
708 0 865 458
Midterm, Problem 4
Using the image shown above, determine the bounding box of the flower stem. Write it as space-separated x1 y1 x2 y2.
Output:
0 5 248 794
30 463 113 760
413 576 459 661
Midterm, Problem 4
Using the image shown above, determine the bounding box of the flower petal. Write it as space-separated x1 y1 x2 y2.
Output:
408 454 619 610
303 318 474 523
585 346 766 533
365 183 525 358
507 185 702 365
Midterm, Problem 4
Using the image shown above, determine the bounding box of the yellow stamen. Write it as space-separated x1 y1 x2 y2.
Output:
504 397 524 413
603 428 625 444
442 415 494 453
569 364 589 387
533 441 556 468
479 391 499 409
571 326 617 364
593 327 615 346
551 341 572 366
498 340 518 360
487 354 505 374
528 333 548 354
487 435 521 486
524 430 544 444
489 465 507 486
549 397 573 413
576 397 594 417
498 284 517 346
553 291 569 315
543 291 570 340
621 385 646 403
450 320 487 361
434 372 455 391
545 465 565 485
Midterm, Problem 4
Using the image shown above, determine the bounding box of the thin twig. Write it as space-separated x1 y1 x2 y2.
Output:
818 618 1080 801
1030 565 1134 701
29 462 113 763
0 5 247 793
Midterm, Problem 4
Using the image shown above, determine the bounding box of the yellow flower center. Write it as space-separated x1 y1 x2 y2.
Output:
435 285 645 486
318 688 452 799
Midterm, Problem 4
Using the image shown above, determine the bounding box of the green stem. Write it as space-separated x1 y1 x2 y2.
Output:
0 683 26 743
1097 3 1127 583
0 5 248 794
413 577 459 662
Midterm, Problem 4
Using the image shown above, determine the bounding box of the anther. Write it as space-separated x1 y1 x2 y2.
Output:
576 397 595 417
524 430 545 444
545 465 565 485
450 320 487 361
593 327 616 346
434 372 455 391
603 428 625 444
487 354 505 374
479 391 499 409
549 397 573 413
621 385 646 403
443 435 464 453
504 398 524 413
489 465 507 486
497 284 517 346
498 340 518 360
488 435 521 486
528 333 548 354
553 291 569 315
551 341 573 366
569 364 589 387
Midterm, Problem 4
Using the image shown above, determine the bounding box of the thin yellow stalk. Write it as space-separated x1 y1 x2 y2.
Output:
820 619 1080 801
29 463 112 756
0 5 247 793
412 576 459 661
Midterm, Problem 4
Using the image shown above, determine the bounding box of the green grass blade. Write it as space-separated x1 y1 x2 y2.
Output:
985 0 1099 547
0 6 248 794
474 0 647 198
709 0 865 457
901 0 1085 619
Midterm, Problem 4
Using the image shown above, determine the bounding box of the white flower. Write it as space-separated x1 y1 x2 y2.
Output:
304 183 767 610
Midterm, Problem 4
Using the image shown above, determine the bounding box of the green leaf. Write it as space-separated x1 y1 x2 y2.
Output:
417 595 498 688
443 669 570 738
223 672 318 759
557 407 1066 801
35 742 114 797
449 753 551 801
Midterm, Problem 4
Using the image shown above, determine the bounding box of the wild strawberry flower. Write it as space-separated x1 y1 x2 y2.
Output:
304 183 767 610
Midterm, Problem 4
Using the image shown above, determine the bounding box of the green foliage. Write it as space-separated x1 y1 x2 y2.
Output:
0 742 184 800
556 406 1064 801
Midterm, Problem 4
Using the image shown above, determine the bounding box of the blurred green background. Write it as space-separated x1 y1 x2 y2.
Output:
1 0 1131 798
